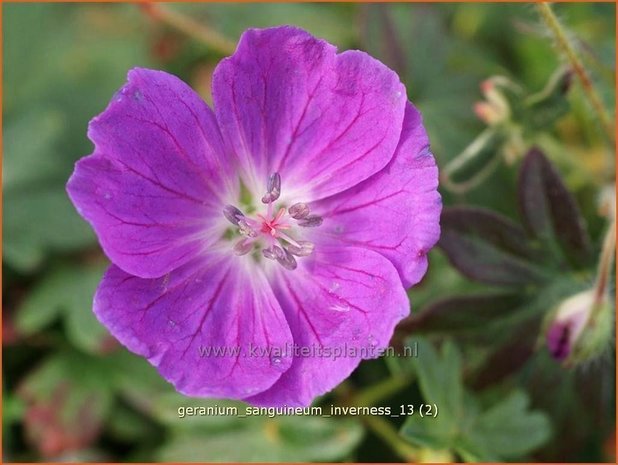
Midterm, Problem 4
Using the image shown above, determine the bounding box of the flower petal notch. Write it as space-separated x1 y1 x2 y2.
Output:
67 26 441 406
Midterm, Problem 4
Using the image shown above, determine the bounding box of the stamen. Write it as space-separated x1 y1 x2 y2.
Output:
262 245 284 261
225 173 321 271
238 219 258 237
223 205 244 225
276 247 298 270
287 240 315 257
233 238 254 256
273 207 286 223
288 203 310 219
276 231 301 248
262 246 297 270
298 214 323 228
261 172 281 204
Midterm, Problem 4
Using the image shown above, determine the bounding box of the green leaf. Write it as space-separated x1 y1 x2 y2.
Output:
3 188 96 272
4 3 150 272
360 4 486 160
157 416 363 462
518 147 593 268
439 207 548 286
172 3 356 50
401 339 552 461
3 388 25 425
106 403 159 442
401 338 466 449
14 263 109 353
3 108 67 191
108 350 173 410
455 391 552 461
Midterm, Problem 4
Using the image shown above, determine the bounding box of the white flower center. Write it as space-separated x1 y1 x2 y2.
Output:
222 173 322 270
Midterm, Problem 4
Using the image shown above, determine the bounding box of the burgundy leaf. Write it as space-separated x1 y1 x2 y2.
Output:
439 207 547 286
398 292 525 334
17 353 111 458
518 147 592 268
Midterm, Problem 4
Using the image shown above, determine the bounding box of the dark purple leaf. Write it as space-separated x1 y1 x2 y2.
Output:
439 207 548 286
399 292 525 334
518 147 592 268
471 318 541 389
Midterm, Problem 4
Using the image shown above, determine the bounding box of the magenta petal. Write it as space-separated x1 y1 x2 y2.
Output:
67 68 233 278
245 246 409 407
311 103 442 287
94 255 293 399
213 26 406 200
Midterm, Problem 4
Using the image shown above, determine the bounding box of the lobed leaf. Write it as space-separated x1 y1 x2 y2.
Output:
15 263 109 354
401 338 466 449
157 416 363 462
401 339 552 461
455 390 552 461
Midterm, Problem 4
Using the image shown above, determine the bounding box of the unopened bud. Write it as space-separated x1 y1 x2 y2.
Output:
525 67 573 128
545 289 614 366
474 101 504 126
479 76 524 123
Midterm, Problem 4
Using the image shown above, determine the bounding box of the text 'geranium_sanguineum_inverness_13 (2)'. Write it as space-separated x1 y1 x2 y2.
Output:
66 26 442 407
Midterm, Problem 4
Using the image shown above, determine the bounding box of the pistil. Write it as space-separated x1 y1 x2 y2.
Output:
222 173 323 270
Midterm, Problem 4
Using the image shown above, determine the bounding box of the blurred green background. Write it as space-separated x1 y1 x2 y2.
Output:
3 2 616 462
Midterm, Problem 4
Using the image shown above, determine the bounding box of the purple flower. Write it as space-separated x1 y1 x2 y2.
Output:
67 26 441 406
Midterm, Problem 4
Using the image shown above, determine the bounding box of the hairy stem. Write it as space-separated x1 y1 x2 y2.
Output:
592 216 616 313
140 3 236 56
536 3 615 146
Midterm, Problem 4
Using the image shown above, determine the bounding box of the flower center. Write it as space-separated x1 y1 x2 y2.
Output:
222 173 322 270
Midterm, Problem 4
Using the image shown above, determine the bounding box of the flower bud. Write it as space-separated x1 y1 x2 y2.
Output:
474 101 504 126
524 67 573 128
545 289 614 366
476 77 511 125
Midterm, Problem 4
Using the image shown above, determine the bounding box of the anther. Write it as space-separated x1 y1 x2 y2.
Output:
287 240 315 257
223 205 244 225
261 172 281 204
298 214 323 228
288 203 310 219
238 219 258 238
276 247 298 270
233 238 254 256
262 245 284 261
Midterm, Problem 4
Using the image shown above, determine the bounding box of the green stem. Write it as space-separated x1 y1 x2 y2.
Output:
363 415 419 462
536 3 615 146
140 3 236 56
339 375 419 462
353 374 412 407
